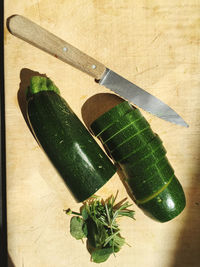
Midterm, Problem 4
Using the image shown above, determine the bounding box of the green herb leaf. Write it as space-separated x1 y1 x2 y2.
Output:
82 221 88 237
70 216 87 240
91 247 113 263
81 206 88 220
87 218 108 248
113 234 125 248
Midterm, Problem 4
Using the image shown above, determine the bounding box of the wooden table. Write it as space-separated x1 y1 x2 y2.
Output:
4 1 200 266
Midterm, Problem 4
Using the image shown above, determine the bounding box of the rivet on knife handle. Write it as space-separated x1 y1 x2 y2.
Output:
7 15 106 80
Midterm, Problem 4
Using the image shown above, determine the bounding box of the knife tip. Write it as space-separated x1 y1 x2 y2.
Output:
178 120 189 128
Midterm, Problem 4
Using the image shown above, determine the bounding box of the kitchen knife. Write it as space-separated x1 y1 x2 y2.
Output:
7 15 188 127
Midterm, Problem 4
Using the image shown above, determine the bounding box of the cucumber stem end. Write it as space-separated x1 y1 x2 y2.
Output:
26 76 60 100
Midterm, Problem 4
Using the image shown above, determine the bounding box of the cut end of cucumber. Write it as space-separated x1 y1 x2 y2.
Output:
26 76 60 100
138 176 186 223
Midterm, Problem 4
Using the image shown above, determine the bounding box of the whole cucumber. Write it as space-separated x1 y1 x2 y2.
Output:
26 76 116 202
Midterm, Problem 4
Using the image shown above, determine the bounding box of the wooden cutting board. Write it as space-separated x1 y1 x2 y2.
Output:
4 1 200 266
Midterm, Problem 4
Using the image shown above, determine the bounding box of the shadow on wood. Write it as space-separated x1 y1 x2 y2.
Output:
8 253 15 267
172 165 200 267
81 92 125 130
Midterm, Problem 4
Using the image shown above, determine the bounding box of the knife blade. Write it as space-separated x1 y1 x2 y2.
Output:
7 15 188 127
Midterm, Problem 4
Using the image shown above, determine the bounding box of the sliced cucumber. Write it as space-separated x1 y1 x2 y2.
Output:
90 101 186 222
90 101 133 136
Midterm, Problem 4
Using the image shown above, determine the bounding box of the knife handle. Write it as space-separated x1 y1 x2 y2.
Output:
7 15 106 80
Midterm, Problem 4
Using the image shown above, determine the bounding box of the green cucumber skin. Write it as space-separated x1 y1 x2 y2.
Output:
98 110 146 142
119 135 163 164
90 101 133 136
111 131 159 162
105 126 155 154
104 121 156 151
138 176 186 222
123 155 172 177
124 157 174 200
121 144 166 170
27 91 116 202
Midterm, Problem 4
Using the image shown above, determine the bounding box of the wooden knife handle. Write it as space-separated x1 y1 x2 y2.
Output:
7 15 106 80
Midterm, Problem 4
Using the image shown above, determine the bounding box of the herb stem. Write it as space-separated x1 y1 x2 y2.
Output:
64 208 81 216
103 230 120 247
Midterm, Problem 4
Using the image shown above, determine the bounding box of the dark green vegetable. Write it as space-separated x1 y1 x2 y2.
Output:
90 101 186 222
103 122 155 151
119 135 163 165
138 176 185 222
123 155 172 177
97 110 146 142
26 76 116 202
110 133 160 162
90 101 133 136
66 193 135 263
124 158 174 200
122 144 166 169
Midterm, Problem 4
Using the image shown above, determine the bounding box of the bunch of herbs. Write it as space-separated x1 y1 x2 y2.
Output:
65 192 135 263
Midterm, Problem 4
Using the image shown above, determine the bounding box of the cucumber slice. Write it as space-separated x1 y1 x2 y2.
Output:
90 101 133 136
119 135 163 164
123 154 171 177
121 144 166 171
111 130 160 162
98 110 146 140
27 77 116 202
138 175 186 222
124 157 174 200
104 121 155 151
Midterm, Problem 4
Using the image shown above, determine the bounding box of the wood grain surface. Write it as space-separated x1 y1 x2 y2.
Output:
4 1 200 267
